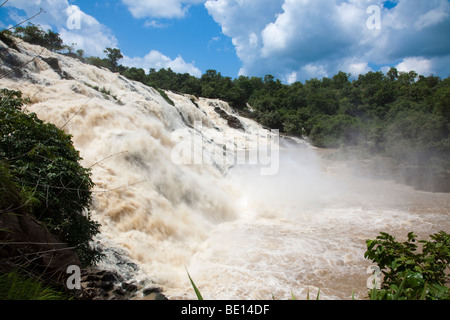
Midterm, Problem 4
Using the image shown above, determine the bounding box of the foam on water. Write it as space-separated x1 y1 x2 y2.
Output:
1 39 449 300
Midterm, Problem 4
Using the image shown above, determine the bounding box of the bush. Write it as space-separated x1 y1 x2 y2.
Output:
365 231 450 300
0 88 101 266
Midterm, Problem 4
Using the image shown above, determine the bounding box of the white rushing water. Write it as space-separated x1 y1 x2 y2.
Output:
1 39 449 300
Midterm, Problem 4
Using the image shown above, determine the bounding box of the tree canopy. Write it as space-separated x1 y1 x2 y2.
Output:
11 23 64 52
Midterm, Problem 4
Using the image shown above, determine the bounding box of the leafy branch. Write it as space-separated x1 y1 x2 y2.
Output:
365 231 450 300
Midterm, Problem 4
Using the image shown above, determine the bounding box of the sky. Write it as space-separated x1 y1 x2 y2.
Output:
1 0 450 83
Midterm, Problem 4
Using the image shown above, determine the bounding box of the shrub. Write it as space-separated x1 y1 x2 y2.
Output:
0 88 101 266
365 231 450 300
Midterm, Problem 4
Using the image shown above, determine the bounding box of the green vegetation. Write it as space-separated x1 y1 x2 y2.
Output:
365 231 450 300
103 47 123 72
0 88 101 267
5 23 64 52
187 269 204 300
0 88 101 299
0 270 68 300
156 88 175 106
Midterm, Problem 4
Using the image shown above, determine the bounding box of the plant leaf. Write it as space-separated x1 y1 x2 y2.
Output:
186 269 203 301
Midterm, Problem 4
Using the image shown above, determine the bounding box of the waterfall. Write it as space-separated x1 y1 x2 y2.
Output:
1 38 449 300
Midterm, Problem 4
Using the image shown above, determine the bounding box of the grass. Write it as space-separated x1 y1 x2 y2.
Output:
157 88 175 106
186 269 203 300
83 82 122 104
0 270 68 300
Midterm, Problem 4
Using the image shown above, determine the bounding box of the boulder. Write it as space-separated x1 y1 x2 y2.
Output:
0 207 81 286
214 106 245 130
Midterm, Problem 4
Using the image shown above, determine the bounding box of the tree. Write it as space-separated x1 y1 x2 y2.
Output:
44 30 64 52
386 67 398 81
121 67 146 83
13 23 64 52
75 49 85 62
434 85 450 122
0 88 101 266
13 23 45 46
103 47 123 72
85 56 110 69
332 71 350 90
308 114 362 148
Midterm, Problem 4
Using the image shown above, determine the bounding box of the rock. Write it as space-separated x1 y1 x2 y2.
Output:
121 281 138 293
41 56 73 80
142 287 161 296
0 203 81 286
78 268 123 300
112 287 126 296
0 33 21 52
143 292 169 300
214 106 245 130
100 281 114 291
142 287 169 300
76 267 164 300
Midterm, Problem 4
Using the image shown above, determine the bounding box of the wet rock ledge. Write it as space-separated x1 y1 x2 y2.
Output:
76 268 168 300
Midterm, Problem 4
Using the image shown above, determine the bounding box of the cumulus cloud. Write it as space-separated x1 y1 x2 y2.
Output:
122 50 202 77
395 57 434 76
3 0 118 57
3 0 203 74
205 0 284 74
205 0 450 82
121 0 205 19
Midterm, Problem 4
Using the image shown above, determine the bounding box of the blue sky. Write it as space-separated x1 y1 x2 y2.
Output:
1 0 450 83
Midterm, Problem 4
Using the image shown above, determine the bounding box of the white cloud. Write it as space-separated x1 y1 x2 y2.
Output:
205 0 284 68
414 7 450 30
286 71 297 84
122 50 202 77
121 0 205 19
300 63 328 80
396 57 434 76
346 61 372 78
248 32 258 47
144 20 170 28
336 58 372 78
205 0 450 82
4 0 118 57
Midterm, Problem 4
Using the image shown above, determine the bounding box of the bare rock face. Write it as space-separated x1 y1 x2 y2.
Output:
0 204 81 287
213 104 245 130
